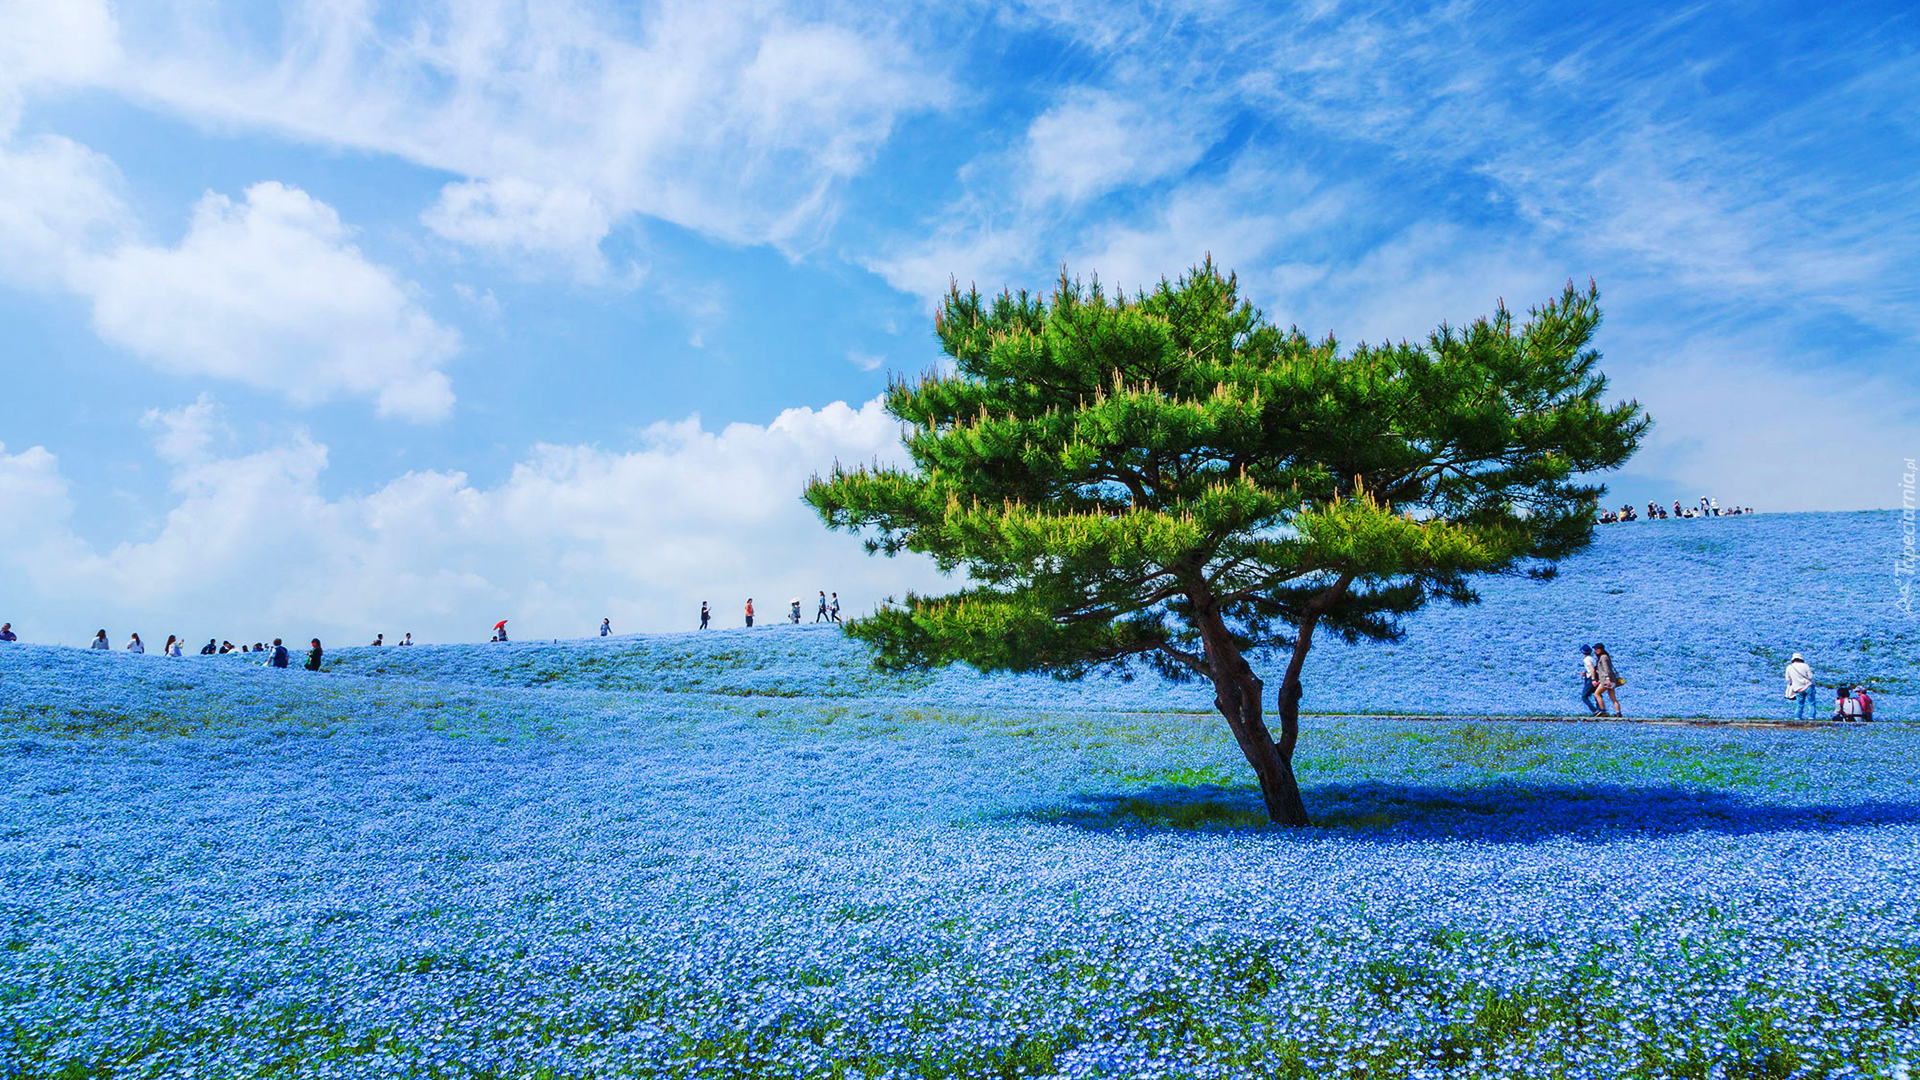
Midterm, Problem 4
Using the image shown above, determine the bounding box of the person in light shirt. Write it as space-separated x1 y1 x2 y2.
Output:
1783 653 1815 721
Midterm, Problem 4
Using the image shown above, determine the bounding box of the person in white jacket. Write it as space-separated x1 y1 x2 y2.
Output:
1784 652 1815 721
126 633 144 655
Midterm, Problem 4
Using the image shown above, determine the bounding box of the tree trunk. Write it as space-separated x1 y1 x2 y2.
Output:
1271 572 1356 826
1192 596 1311 826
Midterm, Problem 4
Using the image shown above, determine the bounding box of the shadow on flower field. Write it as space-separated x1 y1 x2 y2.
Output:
1029 779 1920 841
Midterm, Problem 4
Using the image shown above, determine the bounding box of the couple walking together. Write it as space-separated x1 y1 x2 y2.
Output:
1580 643 1624 716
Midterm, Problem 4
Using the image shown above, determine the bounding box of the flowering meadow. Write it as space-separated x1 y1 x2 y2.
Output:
5 510 1920 1078
323 510 1916 722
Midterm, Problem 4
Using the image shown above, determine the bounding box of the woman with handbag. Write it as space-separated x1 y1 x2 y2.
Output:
1593 642 1624 717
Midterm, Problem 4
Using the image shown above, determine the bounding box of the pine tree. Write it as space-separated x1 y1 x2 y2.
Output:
806 260 1647 824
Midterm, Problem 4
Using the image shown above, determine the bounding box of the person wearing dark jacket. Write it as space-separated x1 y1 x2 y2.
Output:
306 639 323 671
200 638 217 655
270 638 290 668
0 623 16 643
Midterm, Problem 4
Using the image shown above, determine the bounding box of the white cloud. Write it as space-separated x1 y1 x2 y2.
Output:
0 102 462 421
1023 89 1218 205
1610 342 1918 514
83 182 459 421
0 397 942 646
1254 222 1557 345
423 177 614 281
142 395 230 466
0 0 120 125
0 441 73 544
99 0 948 266
0 131 128 287
871 86 1231 303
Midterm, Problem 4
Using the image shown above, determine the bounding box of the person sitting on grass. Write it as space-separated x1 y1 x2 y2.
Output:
1853 686 1874 721
1832 686 1862 722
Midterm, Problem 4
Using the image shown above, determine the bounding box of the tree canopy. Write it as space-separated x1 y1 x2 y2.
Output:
806 260 1647 824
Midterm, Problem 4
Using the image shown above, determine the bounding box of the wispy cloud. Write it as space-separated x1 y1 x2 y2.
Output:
98 0 952 268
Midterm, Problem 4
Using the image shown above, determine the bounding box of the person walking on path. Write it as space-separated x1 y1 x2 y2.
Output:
829 593 841 624
1580 645 1601 715
744 599 754 628
815 591 829 622
90 630 110 650
306 638 324 671
126 633 144 655
700 602 710 629
1592 642 1623 716
0 623 15 643
1784 652 1815 720
600 618 612 637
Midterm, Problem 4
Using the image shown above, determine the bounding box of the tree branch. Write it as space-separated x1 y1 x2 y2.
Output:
1156 641 1213 678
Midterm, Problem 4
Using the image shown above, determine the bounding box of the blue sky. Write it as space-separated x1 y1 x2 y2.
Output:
1 0 1915 645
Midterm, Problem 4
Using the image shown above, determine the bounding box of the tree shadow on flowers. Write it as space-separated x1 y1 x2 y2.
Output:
1020 780 1920 841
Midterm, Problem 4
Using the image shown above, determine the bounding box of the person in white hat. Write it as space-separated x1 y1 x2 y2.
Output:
1784 653 1815 721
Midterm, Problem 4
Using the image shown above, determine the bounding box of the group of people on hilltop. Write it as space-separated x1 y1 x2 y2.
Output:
701 592 841 630
65 629 413 659
1599 496 1753 523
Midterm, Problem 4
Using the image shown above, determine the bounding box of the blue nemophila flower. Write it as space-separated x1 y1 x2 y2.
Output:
2 532 1918 1079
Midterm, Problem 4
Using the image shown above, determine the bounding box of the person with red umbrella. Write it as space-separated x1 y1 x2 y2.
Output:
492 619 509 642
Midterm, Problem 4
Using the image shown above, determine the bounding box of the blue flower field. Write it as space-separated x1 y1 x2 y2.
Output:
3 511 1918 1078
